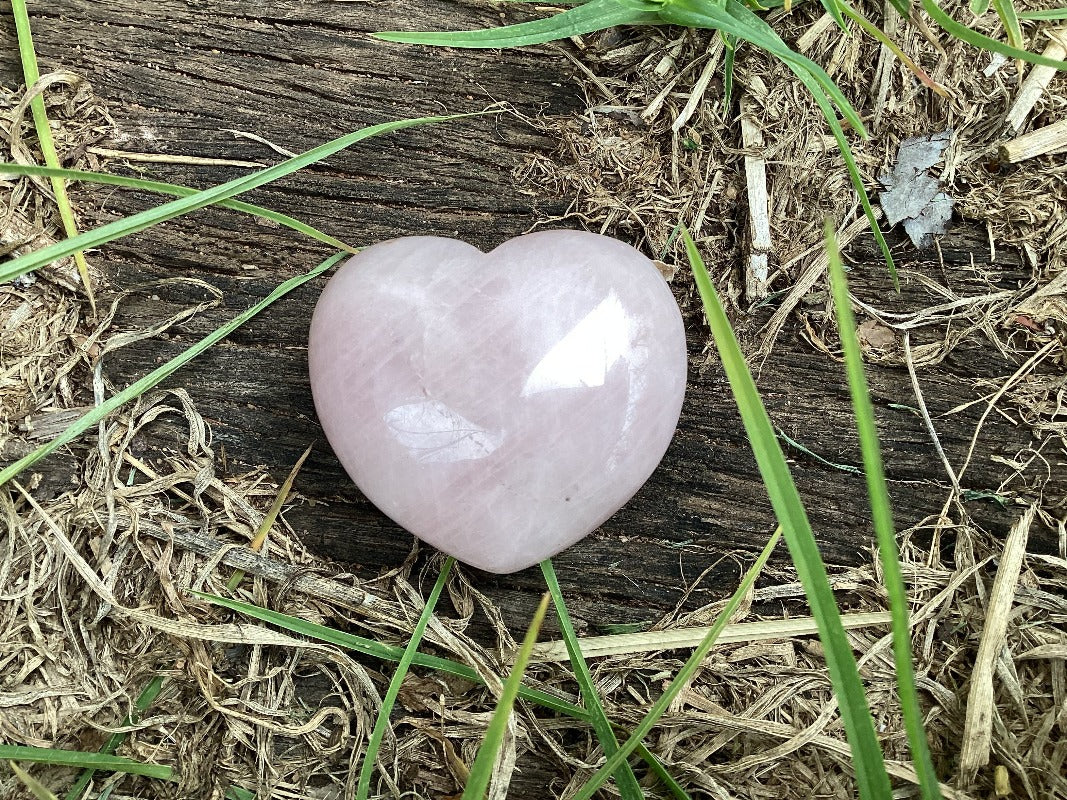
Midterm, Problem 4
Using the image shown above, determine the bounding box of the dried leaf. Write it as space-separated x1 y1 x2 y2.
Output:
879 130 955 248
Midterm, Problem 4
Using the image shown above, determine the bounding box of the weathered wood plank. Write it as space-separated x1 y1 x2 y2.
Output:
6 3 1065 797
3 0 1055 626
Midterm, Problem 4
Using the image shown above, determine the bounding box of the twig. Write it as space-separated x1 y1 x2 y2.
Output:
86 146 266 168
671 37 724 131
529 611 892 661
134 513 380 614
740 91 771 301
903 332 961 493
1005 28 1067 132
871 1 902 129
999 118 1067 163
956 340 1058 483
796 12 836 52
757 211 869 361
958 505 1035 781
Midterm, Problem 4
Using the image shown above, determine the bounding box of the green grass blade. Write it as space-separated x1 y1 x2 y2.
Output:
970 0 990 13
0 252 345 488
0 747 172 781
784 62 897 285
541 560 644 800
887 0 911 14
922 0 1067 67
659 0 868 136
64 676 166 800
461 592 552 800
722 32 737 113
375 0 662 48
681 228 892 800
571 528 782 800
0 163 357 253
839 1 949 97
0 112 485 285
356 558 455 800
825 221 942 800
991 0 1025 50
11 0 95 312
225 445 314 592
818 0 848 31
1017 7 1067 19
8 761 59 800
633 743 690 800
193 591 589 721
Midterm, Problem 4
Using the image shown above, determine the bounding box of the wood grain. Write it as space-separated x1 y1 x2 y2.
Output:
2 4 1061 794
2 0 1055 625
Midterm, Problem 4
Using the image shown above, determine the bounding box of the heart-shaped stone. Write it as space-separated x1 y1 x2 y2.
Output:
308 230 687 573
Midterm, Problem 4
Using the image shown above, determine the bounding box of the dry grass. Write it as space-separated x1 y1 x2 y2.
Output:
2 7 1066 800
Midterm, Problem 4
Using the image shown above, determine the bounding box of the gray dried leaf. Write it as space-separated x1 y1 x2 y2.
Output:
879 130 955 248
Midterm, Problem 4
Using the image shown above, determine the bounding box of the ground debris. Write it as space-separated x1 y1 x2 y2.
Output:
879 130 955 248
4 5 1067 800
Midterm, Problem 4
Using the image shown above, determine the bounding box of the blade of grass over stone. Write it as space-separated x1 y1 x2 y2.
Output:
571 528 782 800
461 592 552 800
194 591 589 722
64 675 166 800
1018 7 1067 19
357 558 455 800
825 221 942 800
8 761 59 800
226 444 313 592
11 0 96 313
0 748 172 781
922 0 1067 67
0 112 486 285
0 163 358 253
541 559 644 800
681 228 892 800
0 252 345 488
375 0 663 47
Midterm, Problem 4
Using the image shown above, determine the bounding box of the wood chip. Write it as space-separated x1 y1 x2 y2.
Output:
959 505 1035 781
1005 29 1067 133
999 118 1067 163
740 92 772 301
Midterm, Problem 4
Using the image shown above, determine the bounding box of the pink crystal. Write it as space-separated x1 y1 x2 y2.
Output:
308 230 687 573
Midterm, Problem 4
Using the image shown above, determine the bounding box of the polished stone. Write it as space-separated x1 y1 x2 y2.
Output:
308 230 687 573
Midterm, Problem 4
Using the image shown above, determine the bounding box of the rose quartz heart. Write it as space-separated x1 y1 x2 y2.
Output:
308 230 687 573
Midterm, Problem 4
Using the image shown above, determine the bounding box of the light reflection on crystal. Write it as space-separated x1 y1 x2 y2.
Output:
384 401 502 464
521 291 631 397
